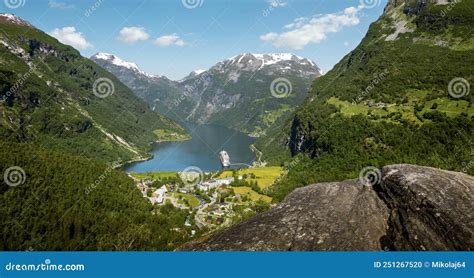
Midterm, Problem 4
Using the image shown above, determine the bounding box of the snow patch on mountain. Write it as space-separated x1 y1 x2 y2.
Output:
228 53 316 67
92 52 155 78
0 14 33 27
193 69 206 75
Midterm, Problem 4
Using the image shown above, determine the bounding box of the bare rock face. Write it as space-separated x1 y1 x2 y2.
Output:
183 180 390 251
181 164 473 251
377 165 474 251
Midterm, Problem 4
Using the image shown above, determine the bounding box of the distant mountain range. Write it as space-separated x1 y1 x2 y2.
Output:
91 52 321 136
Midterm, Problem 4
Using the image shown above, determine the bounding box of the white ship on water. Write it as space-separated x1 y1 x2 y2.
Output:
219 150 231 168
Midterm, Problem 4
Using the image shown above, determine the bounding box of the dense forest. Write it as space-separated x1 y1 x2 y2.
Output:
0 141 192 250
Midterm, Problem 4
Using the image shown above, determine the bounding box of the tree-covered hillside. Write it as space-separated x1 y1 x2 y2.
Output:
0 15 186 162
257 0 474 201
0 141 191 250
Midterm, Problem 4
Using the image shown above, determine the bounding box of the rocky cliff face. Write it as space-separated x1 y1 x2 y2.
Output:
376 165 474 251
181 165 473 251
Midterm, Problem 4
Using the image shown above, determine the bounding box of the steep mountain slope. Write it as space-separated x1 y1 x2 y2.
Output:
0 141 191 251
180 53 321 136
92 52 321 136
256 0 474 200
90 53 186 123
0 14 186 162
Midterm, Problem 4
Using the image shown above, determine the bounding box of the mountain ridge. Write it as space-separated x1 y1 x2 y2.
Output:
91 51 321 136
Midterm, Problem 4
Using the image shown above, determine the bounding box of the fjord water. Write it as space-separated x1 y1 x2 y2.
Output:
124 123 256 173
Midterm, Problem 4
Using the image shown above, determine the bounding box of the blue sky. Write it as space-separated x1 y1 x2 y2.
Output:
1 0 387 80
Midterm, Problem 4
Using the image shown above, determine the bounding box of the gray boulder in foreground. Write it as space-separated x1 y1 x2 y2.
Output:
181 164 473 251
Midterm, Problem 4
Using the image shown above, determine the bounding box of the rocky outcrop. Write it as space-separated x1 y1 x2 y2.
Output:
181 164 473 251
376 165 474 251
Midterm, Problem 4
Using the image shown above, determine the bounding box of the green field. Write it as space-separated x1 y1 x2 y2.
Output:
327 94 473 125
218 167 283 189
154 129 191 142
170 193 201 209
130 172 179 180
233 187 272 203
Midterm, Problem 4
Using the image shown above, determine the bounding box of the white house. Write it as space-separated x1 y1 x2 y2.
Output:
198 177 234 192
150 185 168 204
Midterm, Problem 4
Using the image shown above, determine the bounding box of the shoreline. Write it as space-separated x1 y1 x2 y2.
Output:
121 124 259 173
120 134 193 171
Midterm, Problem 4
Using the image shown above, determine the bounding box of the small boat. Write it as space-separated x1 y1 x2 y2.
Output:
219 150 231 167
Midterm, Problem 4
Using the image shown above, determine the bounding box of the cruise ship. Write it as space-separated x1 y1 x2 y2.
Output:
219 151 231 168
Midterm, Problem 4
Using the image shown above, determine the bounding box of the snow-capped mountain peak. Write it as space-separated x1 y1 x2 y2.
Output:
228 53 316 66
218 53 321 77
180 69 208 82
91 52 154 78
0 13 33 27
193 69 207 75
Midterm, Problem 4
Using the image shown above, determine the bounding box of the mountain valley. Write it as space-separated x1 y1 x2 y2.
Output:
0 0 473 252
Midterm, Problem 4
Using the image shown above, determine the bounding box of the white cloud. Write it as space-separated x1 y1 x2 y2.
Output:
48 0 74 9
260 6 363 49
49 27 93 50
116 27 150 44
260 32 278 41
153 34 186 47
267 0 287 7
